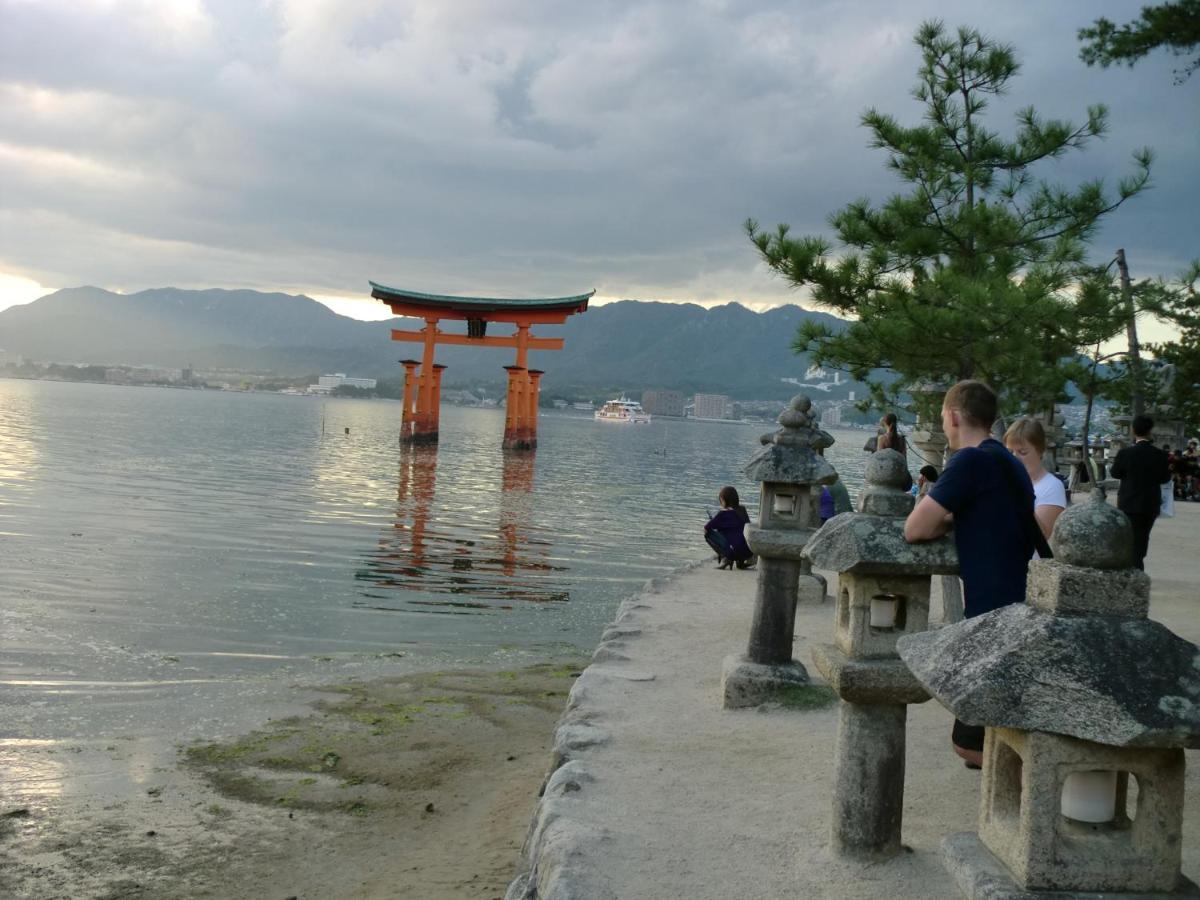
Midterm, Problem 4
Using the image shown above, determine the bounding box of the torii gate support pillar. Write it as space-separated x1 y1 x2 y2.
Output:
504 366 529 450
524 369 544 450
399 359 420 443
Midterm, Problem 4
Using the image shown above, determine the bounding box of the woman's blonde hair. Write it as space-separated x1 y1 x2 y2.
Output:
1003 417 1046 455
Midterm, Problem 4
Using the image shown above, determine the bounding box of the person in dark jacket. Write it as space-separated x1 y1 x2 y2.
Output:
704 486 754 570
1110 415 1172 570
903 379 1034 768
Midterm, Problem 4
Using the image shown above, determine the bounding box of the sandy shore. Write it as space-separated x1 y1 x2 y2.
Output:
0 661 585 899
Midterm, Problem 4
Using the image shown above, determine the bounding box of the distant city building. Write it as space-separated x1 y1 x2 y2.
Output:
106 365 184 384
821 405 843 427
693 393 734 420
642 389 685 417
308 373 377 393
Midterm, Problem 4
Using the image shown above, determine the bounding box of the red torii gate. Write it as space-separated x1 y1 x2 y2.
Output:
371 282 592 449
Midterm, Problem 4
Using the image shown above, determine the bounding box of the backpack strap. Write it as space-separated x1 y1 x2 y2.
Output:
980 442 1054 560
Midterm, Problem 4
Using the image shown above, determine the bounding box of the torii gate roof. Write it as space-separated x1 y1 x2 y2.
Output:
371 282 593 317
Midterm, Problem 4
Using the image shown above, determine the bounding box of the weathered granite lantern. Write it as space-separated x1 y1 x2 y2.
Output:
899 493 1200 899
720 394 836 709
910 381 950 470
802 449 958 859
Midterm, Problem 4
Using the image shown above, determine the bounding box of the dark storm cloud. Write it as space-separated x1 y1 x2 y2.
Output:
0 0 1194 311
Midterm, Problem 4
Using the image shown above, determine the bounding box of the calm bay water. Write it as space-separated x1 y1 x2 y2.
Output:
0 379 869 749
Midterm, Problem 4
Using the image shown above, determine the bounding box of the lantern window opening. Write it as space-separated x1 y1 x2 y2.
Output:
869 592 906 632
988 739 1023 827
1060 769 1130 829
772 491 797 517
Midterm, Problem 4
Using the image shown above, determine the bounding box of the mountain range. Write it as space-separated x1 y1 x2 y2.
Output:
0 286 852 399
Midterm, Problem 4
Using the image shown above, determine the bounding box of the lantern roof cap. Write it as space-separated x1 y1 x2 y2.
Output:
743 394 837 485
803 514 958 574
898 605 1200 748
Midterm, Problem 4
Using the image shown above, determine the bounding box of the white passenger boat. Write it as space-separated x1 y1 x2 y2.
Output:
594 397 651 424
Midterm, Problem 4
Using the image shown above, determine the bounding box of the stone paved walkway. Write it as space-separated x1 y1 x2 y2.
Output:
509 501 1200 899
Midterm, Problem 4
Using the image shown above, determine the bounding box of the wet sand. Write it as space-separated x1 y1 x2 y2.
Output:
0 662 584 899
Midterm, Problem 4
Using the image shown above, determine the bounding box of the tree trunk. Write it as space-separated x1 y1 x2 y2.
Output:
1116 248 1144 423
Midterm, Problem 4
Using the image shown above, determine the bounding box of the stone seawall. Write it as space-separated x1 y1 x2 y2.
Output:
505 564 697 900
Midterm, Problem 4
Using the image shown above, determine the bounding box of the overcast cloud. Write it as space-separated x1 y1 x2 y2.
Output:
0 0 1195 320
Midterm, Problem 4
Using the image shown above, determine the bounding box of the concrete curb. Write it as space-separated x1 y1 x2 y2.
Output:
505 559 705 900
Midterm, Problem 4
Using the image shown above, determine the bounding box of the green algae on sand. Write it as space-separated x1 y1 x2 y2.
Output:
182 663 584 816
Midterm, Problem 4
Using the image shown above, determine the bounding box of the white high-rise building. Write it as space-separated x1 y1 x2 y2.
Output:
309 373 377 393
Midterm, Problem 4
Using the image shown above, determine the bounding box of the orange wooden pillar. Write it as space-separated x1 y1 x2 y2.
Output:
503 365 526 449
399 359 420 443
431 364 447 435
412 318 439 444
525 369 544 449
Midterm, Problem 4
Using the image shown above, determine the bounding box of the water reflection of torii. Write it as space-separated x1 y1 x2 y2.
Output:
394 444 439 574
498 450 535 578
357 445 567 610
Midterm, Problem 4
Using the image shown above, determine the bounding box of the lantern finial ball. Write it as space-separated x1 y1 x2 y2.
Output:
865 448 909 491
1049 491 1134 570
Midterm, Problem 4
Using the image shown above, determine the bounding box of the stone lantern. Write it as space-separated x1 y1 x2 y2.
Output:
909 381 950 470
720 394 836 709
899 494 1200 898
802 449 958 859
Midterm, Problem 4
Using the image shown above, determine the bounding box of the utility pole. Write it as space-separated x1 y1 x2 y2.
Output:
1115 248 1143 422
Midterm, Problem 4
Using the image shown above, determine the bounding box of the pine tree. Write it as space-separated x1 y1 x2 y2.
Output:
747 21 1152 413
1079 0 1200 84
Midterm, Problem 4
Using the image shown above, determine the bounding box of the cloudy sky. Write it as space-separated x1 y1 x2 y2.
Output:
0 0 1195 323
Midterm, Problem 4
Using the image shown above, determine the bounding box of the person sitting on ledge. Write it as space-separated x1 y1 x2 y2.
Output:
704 486 754 570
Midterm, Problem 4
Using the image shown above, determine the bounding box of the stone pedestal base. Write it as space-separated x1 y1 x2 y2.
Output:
720 654 809 710
942 832 1200 900
831 700 907 860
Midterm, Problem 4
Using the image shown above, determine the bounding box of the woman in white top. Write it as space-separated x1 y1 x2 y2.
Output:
1003 418 1067 540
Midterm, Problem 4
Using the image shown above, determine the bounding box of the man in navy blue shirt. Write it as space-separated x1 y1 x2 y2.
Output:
904 379 1035 766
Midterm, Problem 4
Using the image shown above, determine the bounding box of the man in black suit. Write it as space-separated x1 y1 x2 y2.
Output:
1110 415 1171 570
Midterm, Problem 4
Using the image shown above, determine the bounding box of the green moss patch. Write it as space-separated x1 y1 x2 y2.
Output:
181 660 586 815
771 683 838 711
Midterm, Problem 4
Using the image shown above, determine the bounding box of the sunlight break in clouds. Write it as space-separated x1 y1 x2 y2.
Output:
0 272 54 313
